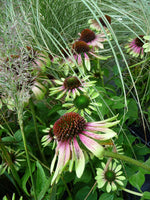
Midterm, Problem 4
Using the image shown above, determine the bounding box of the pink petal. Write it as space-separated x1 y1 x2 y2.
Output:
78 54 82 65
51 141 66 184
82 130 113 140
79 134 104 158
64 141 71 165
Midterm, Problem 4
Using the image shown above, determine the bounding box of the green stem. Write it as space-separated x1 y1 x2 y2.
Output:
103 150 150 172
128 56 150 69
97 60 104 87
122 188 143 197
29 99 46 163
18 112 37 200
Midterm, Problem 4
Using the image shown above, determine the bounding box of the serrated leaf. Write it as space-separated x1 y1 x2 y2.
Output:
36 161 47 196
129 171 145 192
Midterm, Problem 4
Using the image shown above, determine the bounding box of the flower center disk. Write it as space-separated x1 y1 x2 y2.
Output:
72 41 90 54
53 112 86 142
73 94 90 109
135 35 144 47
79 28 96 43
105 170 116 182
63 76 81 90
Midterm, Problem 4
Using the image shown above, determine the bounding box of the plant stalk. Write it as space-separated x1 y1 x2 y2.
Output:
122 188 143 197
18 112 37 200
103 150 150 172
29 99 46 163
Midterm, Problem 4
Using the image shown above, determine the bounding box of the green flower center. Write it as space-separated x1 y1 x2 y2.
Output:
135 35 144 47
63 76 81 90
53 112 86 142
105 170 116 182
79 28 96 43
72 41 90 54
73 95 90 109
99 15 111 27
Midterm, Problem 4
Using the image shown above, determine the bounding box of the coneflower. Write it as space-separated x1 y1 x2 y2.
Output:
49 76 96 100
79 28 107 49
95 161 125 192
88 15 111 32
42 112 119 184
125 35 144 58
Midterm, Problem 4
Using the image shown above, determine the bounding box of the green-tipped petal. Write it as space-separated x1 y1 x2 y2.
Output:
79 134 104 158
106 182 111 193
73 138 85 178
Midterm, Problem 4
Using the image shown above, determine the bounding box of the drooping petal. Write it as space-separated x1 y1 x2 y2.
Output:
73 137 85 178
51 142 66 184
64 141 71 166
56 89 67 99
79 134 104 158
84 53 91 71
78 54 82 65
69 140 75 172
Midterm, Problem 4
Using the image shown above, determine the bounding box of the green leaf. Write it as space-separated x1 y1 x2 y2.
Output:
143 191 150 199
21 163 36 196
125 99 138 124
139 157 150 175
47 104 62 117
36 161 47 196
75 186 97 200
99 193 114 200
129 171 145 191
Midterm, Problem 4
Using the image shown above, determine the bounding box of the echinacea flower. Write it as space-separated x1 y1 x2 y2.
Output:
95 161 125 192
125 35 144 58
45 112 119 184
88 15 111 32
79 28 107 49
0 148 25 175
62 89 102 116
49 76 96 100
